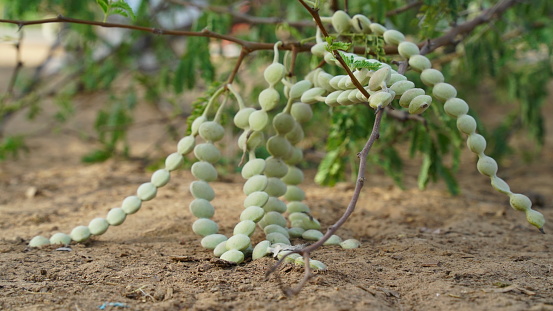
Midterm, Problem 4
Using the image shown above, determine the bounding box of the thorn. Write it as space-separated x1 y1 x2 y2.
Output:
539 228 545 234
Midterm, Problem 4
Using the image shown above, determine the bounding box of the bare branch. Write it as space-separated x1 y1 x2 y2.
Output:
385 1 423 17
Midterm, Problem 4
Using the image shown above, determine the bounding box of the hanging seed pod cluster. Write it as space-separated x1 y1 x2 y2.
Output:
28 8 545 269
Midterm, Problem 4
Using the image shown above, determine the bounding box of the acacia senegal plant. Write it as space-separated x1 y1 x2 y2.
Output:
1 0 551 294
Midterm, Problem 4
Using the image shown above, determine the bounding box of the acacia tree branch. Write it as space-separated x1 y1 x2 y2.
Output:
6 31 24 98
385 1 423 17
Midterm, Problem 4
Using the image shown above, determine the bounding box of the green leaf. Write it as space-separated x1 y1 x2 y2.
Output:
110 0 136 20
96 0 109 14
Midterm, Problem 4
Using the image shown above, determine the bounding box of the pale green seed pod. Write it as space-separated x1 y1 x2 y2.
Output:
234 107 256 130
390 80 415 97
369 91 393 109
266 135 292 158
457 115 477 134
432 83 457 102
259 87 280 111
337 75 351 90
191 116 206 136
177 136 195 155
525 209 545 232
50 233 71 245
249 110 269 132
340 238 361 249
281 166 304 185
121 196 142 215
151 169 170 188
213 241 228 257
444 98 469 117
194 143 221 164
509 193 532 212
264 63 285 86
294 256 305 266
420 69 445 86
316 71 335 92
388 73 407 86
70 226 91 243
300 87 326 104
351 14 372 33
383 29 405 45
309 260 328 270
408 95 432 114
264 157 289 178
191 161 218 182
329 75 345 90
398 41 420 59
192 218 218 236
331 10 352 34
165 152 184 171
368 67 391 91
244 191 270 208
106 208 126 226
29 236 50 247
284 185 305 201
264 178 287 197
302 229 324 241
399 88 425 108
337 90 355 106
266 232 291 245
258 211 287 228
226 234 251 251
88 218 109 236
246 131 265 150
287 201 310 214
220 249 245 264
285 147 303 165
288 227 305 238
408 55 431 72
243 174 268 195
477 155 498 177
189 180 215 201
264 224 290 239
201 234 228 250
324 52 338 66
241 158 266 179
252 240 271 260
369 23 387 35
189 198 215 219
325 90 342 107
273 112 296 135
311 42 328 57
467 133 487 154
289 80 313 100
199 121 225 142
240 205 265 222
263 197 287 213
137 182 157 201
291 102 313 123
234 220 257 237
323 234 343 245
491 176 511 194
285 122 304 145
347 90 363 104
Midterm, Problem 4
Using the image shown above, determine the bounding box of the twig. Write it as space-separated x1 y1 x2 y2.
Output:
6 30 24 97
227 47 249 84
385 1 423 17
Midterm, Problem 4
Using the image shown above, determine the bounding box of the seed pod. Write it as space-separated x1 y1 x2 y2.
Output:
509 193 532 212
288 227 305 238
444 98 469 117
258 211 288 229
477 155 498 177
199 121 225 142
420 69 445 86
264 63 285 86
244 191 270 208
316 71 335 92
457 115 477 134
106 208 126 226
264 156 289 178
325 90 342 107
252 240 271 260
525 209 545 231
369 91 393 109
220 249 245 264
263 197 287 213
273 112 296 135
351 14 372 33
194 143 221 164
323 235 343 246
345 90 361 104
240 205 265 222
331 10 352 34
258 87 280 111
151 169 170 188
310 42 327 57
29 236 50 247
337 75 351 90
291 102 313 123
70 226 91 243
337 90 355 106
383 29 405 45
226 234 251 251
248 110 269 132
234 220 257 236
286 201 310 214
137 182 157 201
347 68 371 87
285 122 304 145
192 218 219 236
398 41 420 59
241 158 266 179
284 185 305 202
243 174 268 195
324 52 338 66
491 176 511 194
190 180 215 201
189 198 215 219
390 80 415 97
191 116 206 136
122 196 142 215
408 55 431 72
368 67 391 91
201 234 228 250
302 229 323 241
88 218 109 236
467 133 487 154
408 95 432 114
177 136 195 155
340 238 361 249
309 260 328 270
246 131 265 150
399 88 425 108
266 135 292 158
266 232 291 245
281 166 304 185
264 224 290 239
165 152 184 171
213 241 228 257
300 87 325 104
191 161 218 182
50 233 71 245
289 80 313 100
234 107 256 129
264 178 288 197
432 83 457 102
285 147 303 165
388 73 407 86
369 23 387 35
